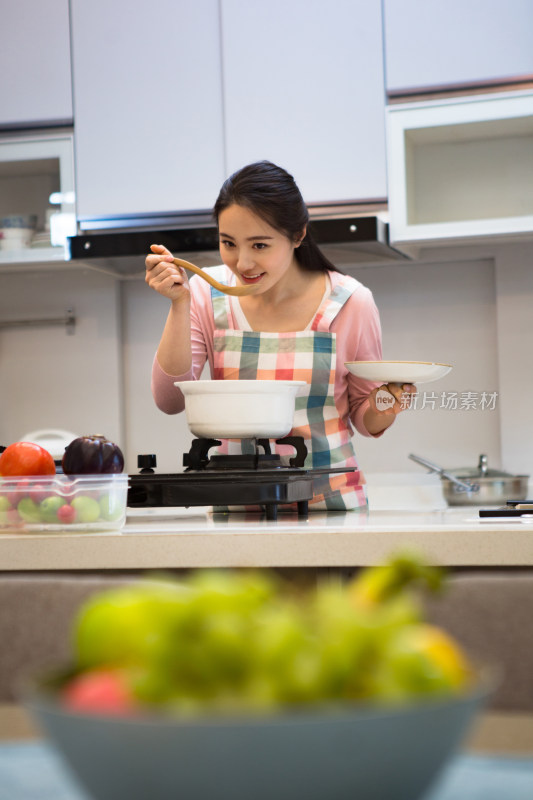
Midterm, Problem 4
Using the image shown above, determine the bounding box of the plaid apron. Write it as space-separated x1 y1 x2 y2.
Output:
209 266 367 511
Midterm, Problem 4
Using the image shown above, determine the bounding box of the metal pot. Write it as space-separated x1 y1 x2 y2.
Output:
409 453 529 506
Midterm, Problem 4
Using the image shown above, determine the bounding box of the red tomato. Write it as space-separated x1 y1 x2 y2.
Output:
0 442 56 477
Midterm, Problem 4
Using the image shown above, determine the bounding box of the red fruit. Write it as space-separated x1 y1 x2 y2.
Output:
6 508 22 526
59 480 76 501
0 442 55 477
57 504 77 524
7 478 32 507
29 483 48 504
62 670 136 715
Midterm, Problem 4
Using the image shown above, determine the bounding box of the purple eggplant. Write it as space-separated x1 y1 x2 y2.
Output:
62 435 124 475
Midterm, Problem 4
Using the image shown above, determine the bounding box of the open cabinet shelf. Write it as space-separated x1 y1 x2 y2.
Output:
386 90 533 255
0 131 74 271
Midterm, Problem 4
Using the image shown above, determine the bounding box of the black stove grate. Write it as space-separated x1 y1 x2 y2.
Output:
182 436 308 471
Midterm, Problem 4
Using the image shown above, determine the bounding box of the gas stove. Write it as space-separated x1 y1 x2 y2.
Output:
128 436 351 520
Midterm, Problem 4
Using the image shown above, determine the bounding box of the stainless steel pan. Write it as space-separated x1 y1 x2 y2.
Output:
409 453 529 506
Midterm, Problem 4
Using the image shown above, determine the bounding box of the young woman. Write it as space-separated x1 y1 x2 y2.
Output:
146 161 413 511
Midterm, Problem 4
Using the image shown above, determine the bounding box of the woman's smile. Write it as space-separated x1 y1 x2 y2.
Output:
239 271 265 284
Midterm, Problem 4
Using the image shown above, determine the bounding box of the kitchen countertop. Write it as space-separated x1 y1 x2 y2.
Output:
1 506 533 571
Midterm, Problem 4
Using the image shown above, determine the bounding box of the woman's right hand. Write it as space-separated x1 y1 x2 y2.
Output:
145 244 190 303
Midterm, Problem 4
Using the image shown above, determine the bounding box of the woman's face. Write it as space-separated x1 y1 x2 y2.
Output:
218 204 302 292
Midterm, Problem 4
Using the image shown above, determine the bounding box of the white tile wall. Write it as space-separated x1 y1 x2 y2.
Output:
494 242 533 477
0 267 122 453
120 277 195 474
348 255 501 475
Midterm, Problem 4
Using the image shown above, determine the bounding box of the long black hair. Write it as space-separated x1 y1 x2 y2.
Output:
213 161 342 274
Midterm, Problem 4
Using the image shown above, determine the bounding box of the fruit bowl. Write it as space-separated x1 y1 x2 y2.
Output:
0 474 128 532
22 560 491 800
25 682 487 800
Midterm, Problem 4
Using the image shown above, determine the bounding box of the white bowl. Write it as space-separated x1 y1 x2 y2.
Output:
174 380 307 439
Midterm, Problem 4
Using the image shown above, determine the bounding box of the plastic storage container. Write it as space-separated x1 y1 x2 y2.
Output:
0 474 128 532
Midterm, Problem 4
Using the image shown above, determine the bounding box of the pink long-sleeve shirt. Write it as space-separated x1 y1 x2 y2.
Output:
151 267 385 439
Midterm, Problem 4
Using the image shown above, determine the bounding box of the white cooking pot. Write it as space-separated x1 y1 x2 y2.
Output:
21 429 79 460
174 380 307 439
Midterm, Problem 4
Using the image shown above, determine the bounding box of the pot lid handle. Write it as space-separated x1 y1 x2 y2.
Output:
478 454 488 476
409 453 480 493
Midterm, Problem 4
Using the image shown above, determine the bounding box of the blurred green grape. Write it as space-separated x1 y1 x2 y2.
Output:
68 556 470 716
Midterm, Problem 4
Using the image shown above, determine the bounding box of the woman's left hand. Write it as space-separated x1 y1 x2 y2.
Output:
370 382 416 414
364 383 416 434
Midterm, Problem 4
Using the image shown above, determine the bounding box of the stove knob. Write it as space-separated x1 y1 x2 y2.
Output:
137 454 157 473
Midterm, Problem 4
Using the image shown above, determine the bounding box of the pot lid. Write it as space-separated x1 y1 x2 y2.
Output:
409 452 529 483
449 454 526 480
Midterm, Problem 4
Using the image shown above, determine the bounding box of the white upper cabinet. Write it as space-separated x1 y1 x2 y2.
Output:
0 0 73 127
69 0 226 221
383 0 533 94
70 0 388 222
220 0 388 204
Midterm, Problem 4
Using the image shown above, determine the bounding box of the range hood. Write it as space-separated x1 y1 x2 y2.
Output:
67 203 409 276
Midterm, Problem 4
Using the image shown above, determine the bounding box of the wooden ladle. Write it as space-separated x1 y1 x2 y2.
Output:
172 257 260 297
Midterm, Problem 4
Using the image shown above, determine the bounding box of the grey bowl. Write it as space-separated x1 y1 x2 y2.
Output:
25 685 487 800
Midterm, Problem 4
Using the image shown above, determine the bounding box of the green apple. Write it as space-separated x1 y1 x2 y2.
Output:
75 583 192 670
17 497 41 523
40 495 66 523
71 495 101 523
99 493 123 522
0 496 12 525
